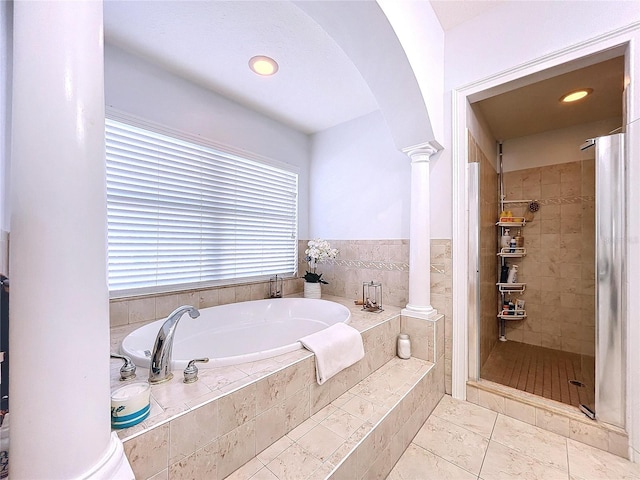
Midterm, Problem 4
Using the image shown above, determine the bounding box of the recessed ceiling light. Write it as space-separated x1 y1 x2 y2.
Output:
560 88 593 103
249 56 279 76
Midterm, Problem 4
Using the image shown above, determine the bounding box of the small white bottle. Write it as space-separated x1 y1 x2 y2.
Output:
507 264 519 283
500 228 511 249
397 334 411 359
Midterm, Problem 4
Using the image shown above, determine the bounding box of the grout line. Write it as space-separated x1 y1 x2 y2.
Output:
565 437 572 480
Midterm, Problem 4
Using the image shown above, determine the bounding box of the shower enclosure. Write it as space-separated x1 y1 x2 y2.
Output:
470 132 626 428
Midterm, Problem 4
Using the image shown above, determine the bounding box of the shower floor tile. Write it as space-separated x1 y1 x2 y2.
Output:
481 341 594 408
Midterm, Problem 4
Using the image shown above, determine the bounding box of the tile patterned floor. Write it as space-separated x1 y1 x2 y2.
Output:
481 341 595 409
389 395 640 480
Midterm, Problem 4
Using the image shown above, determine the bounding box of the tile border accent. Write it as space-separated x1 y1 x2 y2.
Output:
325 259 409 271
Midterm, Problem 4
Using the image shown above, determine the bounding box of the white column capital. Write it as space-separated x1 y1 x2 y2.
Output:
402 140 443 163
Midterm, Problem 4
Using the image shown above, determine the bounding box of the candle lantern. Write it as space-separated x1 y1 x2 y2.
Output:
362 281 383 313
269 275 283 298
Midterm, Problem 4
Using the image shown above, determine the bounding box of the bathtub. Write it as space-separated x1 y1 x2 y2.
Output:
121 298 351 369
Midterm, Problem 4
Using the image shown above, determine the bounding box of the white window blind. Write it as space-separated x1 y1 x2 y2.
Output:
106 118 298 294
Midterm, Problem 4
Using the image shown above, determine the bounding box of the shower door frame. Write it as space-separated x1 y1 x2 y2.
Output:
450 25 640 442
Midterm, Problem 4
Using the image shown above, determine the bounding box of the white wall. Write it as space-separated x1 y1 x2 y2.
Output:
309 110 409 239
502 117 621 172
104 44 312 238
378 0 449 239
378 0 444 143
445 1 640 91
439 0 640 240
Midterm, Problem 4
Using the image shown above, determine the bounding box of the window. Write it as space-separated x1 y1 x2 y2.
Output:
105 117 298 295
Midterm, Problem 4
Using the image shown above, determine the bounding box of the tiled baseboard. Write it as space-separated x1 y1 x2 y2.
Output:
467 379 629 459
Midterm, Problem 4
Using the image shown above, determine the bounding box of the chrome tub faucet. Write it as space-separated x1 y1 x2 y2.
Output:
148 305 200 384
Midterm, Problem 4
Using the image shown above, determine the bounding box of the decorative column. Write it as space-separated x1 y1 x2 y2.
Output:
10 1 133 478
402 141 442 320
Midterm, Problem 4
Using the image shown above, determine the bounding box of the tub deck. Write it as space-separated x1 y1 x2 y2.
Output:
109 295 402 442
110 294 446 479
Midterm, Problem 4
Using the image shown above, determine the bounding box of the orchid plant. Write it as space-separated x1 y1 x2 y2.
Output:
303 239 338 284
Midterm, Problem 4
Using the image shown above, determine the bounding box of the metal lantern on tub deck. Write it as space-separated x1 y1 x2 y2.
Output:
269 275 283 298
362 281 383 313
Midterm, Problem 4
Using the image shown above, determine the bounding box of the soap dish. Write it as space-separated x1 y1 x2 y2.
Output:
111 381 151 429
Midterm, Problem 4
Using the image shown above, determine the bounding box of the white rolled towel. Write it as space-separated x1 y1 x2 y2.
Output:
299 323 365 385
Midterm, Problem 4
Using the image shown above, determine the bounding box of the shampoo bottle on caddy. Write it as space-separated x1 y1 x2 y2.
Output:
500 229 511 249
507 264 519 283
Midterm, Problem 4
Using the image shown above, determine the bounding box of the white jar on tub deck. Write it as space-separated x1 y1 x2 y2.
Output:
397 333 411 359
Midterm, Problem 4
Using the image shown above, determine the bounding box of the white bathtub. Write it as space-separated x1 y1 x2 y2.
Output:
121 298 351 369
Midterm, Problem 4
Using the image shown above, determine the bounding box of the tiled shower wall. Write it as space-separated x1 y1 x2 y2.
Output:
469 134 499 369
502 160 595 355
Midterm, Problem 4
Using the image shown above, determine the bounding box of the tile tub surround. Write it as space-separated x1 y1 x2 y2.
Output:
390 395 640 480
297 238 453 394
109 277 304 328
110 237 454 394
298 239 410 308
466 380 630 460
110 295 445 479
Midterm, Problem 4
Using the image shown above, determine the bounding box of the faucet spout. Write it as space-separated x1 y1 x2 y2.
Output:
148 305 200 384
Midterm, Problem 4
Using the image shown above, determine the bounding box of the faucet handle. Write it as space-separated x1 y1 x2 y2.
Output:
183 358 209 384
111 353 137 381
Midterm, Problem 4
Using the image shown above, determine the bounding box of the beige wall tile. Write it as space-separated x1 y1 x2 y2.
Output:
218 287 236 305
199 288 219 308
256 370 286 414
535 408 570 438
569 418 608 451
495 160 595 353
129 296 156 324
148 469 168 480
169 400 218 464
285 387 310 431
504 398 536 425
110 300 129 327
218 384 256 436
401 316 431 361
477 389 506 414
168 451 198 480
155 294 179 319
124 423 169 480
235 285 251 303
168 440 218 480
217 420 256 479
608 430 630 459
256 403 286 454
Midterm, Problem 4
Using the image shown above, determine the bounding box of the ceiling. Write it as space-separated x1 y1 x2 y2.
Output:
430 0 505 30
473 57 625 140
103 1 380 134
103 1 624 141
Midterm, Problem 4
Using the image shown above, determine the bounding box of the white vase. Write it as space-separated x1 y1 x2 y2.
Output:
304 281 321 299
